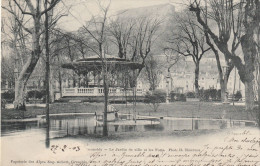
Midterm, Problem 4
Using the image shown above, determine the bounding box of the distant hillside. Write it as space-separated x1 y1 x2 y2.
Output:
116 4 176 55
115 4 218 59
117 3 175 20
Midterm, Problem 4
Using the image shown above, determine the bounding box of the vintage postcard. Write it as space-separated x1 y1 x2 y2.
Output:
1 0 260 165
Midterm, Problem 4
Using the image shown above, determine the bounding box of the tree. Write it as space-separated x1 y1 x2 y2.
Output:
164 49 181 74
143 55 162 91
203 21 228 102
44 0 51 125
130 18 161 73
109 16 162 110
162 48 181 94
166 11 210 96
118 17 162 91
201 0 234 103
1 56 15 90
2 0 61 110
1 2 29 92
256 25 260 124
189 0 259 110
109 18 135 59
240 0 260 111
46 29 75 98
77 0 111 136
63 32 80 87
110 16 162 69
108 19 134 104
144 90 166 112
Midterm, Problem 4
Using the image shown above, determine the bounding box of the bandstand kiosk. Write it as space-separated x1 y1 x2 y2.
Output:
62 55 146 134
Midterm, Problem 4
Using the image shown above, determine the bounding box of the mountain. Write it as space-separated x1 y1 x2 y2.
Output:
117 3 175 33
117 3 175 20
116 4 176 55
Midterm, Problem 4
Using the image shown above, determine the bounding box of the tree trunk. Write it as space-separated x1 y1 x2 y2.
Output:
14 39 40 110
14 10 42 110
220 79 226 102
50 67 55 103
73 76 76 88
241 33 256 111
14 77 27 110
222 66 230 103
102 69 108 137
257 28 260 124
204 31 228 103
45 121 50 148
58 70 62 98
245 80 255 111
257 67 260 124
124 73 128 107
45 0 50 124
78 76 81 88
220 74 231 103
194 63 199 97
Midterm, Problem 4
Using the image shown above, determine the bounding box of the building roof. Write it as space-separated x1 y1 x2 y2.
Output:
62 54 144 73
76 55 126 62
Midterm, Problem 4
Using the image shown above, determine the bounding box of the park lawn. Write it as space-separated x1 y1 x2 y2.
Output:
1 101 252 121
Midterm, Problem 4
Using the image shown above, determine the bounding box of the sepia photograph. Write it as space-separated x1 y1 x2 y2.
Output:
1 0 260 165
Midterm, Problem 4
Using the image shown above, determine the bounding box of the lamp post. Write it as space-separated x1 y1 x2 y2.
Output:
166 72 171 104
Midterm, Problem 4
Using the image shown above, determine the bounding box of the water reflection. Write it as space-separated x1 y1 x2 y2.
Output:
114 125 119 132
1 121 38 134
1 115 256 139
45 122 50 148
194 120 199 130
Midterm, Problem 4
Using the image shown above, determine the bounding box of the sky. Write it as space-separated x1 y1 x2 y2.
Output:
1 0 186 32
56 0 186 31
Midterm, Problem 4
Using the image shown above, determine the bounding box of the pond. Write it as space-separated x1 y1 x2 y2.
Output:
1 114 256 139
1 114 258 166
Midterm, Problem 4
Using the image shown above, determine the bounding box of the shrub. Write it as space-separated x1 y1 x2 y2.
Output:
144 90 166 111
170 92 186 102
234 91 242 101
199 88 221 101
186 91 195 98
1 90 15 102
179 94 187 101
1 99 6 109
216 89 221 101
27 90 46 99
208 89 217 100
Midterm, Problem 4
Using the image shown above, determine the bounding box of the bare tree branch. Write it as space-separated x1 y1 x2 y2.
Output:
13 0 33 15
41 0 61 16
